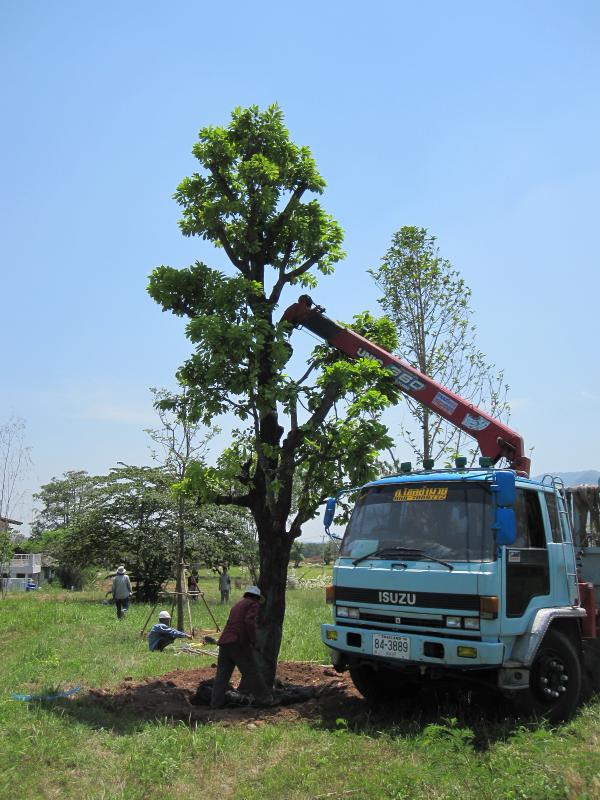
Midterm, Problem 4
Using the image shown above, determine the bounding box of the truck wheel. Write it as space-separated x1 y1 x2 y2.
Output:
349 665 409 702
514 629 582 723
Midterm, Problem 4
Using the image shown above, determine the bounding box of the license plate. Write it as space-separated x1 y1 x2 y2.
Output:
372 633 410 660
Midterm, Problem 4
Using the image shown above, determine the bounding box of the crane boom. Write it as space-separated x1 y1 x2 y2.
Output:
283 295 530 475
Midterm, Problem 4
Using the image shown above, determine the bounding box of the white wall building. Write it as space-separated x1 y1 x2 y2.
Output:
1 553 42 592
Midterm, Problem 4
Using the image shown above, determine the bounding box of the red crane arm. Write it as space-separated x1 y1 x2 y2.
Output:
283 295 530 476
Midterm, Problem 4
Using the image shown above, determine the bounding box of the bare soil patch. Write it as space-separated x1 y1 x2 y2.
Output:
85 662 366 726
75 662 511 732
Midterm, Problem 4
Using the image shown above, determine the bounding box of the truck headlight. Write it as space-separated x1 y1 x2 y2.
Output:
348 607 360 619
463 617 480 630
337 606 349 617
445 616 462 628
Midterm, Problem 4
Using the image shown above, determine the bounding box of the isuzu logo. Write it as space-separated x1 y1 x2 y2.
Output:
378 591 416 605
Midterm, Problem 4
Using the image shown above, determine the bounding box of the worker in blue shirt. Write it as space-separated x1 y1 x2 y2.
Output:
148 610 192 651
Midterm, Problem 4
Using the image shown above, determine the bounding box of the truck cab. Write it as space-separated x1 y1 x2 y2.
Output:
322 465 589 721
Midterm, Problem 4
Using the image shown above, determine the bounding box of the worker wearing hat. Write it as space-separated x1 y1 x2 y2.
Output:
209 585 273 708
111 566 132 619
148 610 192 651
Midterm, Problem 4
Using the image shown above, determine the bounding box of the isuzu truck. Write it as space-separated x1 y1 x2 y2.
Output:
284 295 599 721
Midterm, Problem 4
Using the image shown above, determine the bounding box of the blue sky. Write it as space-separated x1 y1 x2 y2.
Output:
2 1 599 537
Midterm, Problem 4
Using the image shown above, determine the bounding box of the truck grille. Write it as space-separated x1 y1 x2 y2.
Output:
359 611 445 628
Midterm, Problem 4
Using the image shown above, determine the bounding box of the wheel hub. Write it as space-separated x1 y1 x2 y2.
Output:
536 655 569 703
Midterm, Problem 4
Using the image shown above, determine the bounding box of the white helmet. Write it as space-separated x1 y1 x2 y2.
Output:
244 585 263 598
158 610 171 620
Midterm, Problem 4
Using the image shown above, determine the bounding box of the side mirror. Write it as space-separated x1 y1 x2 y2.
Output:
492 471 516 507
323 497 336 529
494 507 517 546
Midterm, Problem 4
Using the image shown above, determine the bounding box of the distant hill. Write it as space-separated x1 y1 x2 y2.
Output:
532 470 600 487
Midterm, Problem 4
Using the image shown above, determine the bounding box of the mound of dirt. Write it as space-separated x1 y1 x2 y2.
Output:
86 662 364 725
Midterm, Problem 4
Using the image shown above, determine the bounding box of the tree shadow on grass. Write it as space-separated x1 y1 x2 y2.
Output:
310 681 534 752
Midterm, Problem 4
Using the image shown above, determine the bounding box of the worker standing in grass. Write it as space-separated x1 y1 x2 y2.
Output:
187 568 200 601
148 610 192 651
219 568 231 603
111 566 132 619
210 586 273 708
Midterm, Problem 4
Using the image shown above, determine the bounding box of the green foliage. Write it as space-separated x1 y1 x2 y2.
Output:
370 226 510 466
322 541 336 565
0 528 13 569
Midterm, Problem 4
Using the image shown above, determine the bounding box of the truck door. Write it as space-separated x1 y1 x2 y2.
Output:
503 488 550 626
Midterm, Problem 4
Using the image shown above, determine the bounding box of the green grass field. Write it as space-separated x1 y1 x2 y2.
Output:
2 573 600 799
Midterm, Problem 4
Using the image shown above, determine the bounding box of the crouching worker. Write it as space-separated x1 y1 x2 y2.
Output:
148 610 192 651
210 586 273 708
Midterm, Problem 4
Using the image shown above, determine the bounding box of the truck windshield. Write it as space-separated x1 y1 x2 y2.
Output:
340 482 494 562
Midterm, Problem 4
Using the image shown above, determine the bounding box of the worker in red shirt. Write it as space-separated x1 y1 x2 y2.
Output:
210 585 273 708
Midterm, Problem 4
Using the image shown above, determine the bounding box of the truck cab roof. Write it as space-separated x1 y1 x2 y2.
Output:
365 469 547 490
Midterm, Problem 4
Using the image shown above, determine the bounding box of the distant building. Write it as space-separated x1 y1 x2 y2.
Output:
1 553 42 592
0 516 44 592
0 516 22 532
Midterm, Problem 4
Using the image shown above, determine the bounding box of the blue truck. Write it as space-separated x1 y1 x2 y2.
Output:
283 295 599 721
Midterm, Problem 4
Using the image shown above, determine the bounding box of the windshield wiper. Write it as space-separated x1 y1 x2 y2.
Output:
352 546 410 566
353 546 453 570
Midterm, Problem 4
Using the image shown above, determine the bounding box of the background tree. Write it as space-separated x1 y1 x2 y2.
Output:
30 467 176 594
30 470 105 589
31 470 98 535
148 104 400 684
30 462 260 598
322 541 336 565
289 541 304 568
370 226 510 468
147 388 215 628
0 416 31 525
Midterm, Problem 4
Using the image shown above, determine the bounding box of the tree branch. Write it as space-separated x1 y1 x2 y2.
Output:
212 493 252 509
263 185 307 261
215 223 246 273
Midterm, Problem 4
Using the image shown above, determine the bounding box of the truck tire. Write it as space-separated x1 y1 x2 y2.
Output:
349 665 410 702
514 629 582 723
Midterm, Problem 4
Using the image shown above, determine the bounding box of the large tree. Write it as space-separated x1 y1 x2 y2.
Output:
370 227 510 468
148 104 399 684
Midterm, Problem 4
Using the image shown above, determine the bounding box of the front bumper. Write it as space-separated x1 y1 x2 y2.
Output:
321 623 505 668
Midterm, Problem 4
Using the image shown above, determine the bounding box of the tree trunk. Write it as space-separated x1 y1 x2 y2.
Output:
254 528 293 689
176 503 185 631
